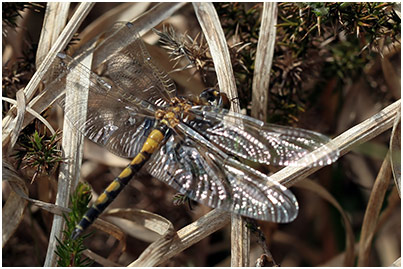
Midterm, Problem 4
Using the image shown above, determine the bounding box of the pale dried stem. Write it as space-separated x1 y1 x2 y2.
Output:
42 3 95 266
83 249 122 267
2 96 56 135
251 2 277 121
192 2 239 113
2 3 94 150
272 100 401 188
2 160 29 247
36 2 70 66
92 2 187 68
192 2 248 266
8 90 26 151
131 210 231 266
249 4 278 264
77 2 152 46
357 154 392 266
389 110 401 196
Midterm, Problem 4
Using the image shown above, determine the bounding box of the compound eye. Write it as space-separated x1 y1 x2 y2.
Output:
199 88 218 102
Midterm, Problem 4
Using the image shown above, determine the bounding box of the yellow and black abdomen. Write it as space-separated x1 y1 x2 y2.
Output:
71 125 168 239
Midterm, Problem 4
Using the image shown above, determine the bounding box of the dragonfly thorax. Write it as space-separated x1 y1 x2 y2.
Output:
155 97 193 127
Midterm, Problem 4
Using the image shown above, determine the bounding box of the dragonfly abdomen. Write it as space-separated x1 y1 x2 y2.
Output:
71 125 168 239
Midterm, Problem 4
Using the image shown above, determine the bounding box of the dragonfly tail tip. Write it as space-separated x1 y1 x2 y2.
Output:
71 228 82 240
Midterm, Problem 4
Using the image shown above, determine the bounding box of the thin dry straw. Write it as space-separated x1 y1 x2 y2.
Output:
42 3 95 267
193 2 248 265
2 3 94 152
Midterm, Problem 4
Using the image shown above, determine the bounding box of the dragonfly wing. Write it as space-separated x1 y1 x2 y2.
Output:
93 22 176 106
188 107 339 167
48 54 158 158
146 130 298 223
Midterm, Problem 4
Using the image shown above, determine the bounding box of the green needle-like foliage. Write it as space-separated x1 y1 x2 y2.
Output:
55 183 93 267
14 129 63 183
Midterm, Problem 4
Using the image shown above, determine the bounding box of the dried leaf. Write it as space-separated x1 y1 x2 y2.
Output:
2 161 28 247
358 154 392 266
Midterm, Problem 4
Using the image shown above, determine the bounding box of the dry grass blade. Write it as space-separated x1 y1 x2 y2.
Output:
92 2 186 68
36 2 70 66
377 187 401 235
131 232 175 267
91 218 127 244
2 161 29 247
251 2 277 121
104 208 174 240
77 2 151 46
42 4 94 265
357 154 392 266
272 100 401 188
89 218 127 263
2 2 94 148
13 83 63 138
115 209 175 267
44 54 92 266
248 6 283 263
390 257 401 267
7 90 26 152
390 110 401 196
3 160 69 248
230 215 250 266
193 3 248 265
295 179 355 266
192 2 239 113
134 209 231 266
2 97 56 135
83 249 122 267
129 2 187 35
5 169 69 217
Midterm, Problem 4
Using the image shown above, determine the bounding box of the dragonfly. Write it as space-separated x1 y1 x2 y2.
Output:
47 22 339 240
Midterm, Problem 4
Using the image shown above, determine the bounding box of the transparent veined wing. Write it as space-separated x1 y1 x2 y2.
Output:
93 22 177 107
187 106 340 167
47 53 160 158
146 125 299 222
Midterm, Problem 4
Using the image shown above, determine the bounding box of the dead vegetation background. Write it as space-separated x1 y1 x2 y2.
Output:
2 2 401 267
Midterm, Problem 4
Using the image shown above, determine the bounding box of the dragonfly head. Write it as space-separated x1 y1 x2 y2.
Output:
200 88 230 109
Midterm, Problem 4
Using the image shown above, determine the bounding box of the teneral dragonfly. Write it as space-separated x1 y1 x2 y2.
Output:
46 22 339 239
